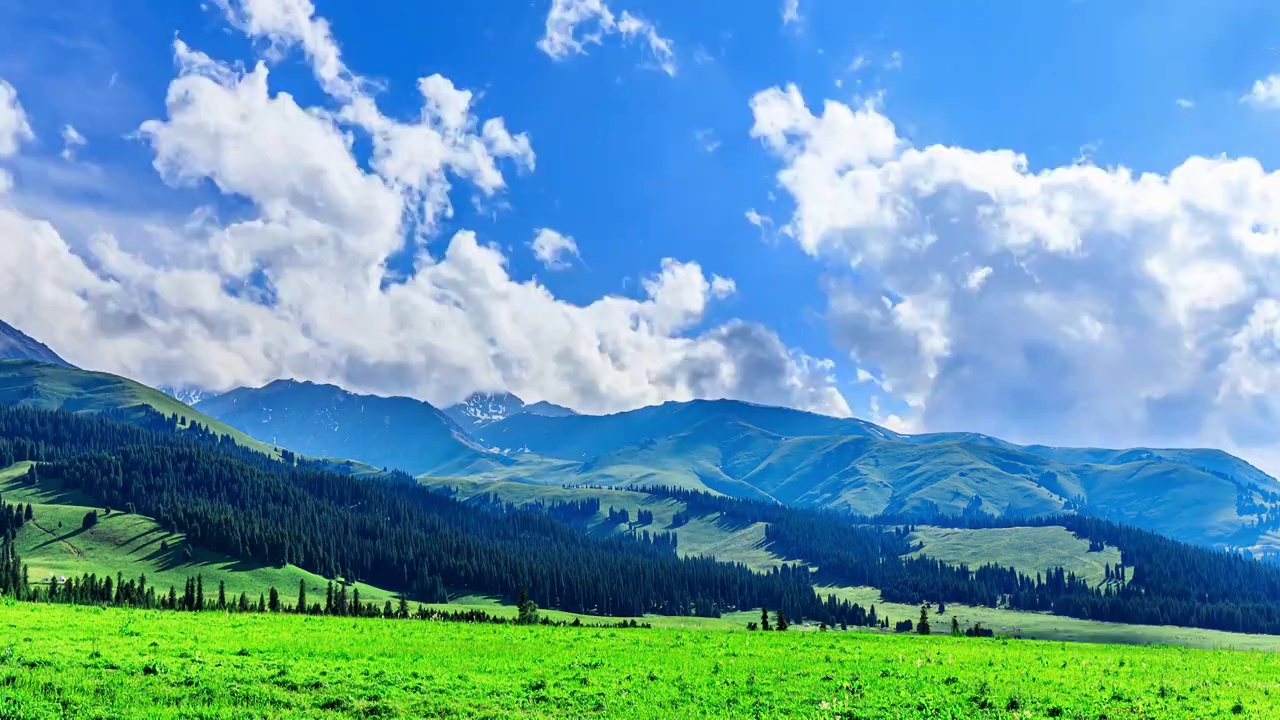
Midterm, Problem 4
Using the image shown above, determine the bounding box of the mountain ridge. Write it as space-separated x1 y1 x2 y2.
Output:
0 320 74 368
196 379 508 475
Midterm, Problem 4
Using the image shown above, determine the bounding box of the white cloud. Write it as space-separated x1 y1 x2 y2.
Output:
884 51 903 70
710 274 736 299
1243 74 1280 109
530 227 580 270
782 0 800 25
964 266 993 291
60 125 87 161
0 3 849 422
537 0 676 76
1175 98 1195 110
0 80 33 159
751 82 1280 458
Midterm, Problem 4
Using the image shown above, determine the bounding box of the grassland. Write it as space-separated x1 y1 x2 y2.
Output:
1 601 1277 719
907 525 1126 587
2 463 394 604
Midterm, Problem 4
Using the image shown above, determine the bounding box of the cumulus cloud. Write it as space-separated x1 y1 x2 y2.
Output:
1175 98 1195 110
0 1 848 421
751 82 1280 459
537 0 676 76
530 227 580 270
0 81 33 159
1243 74 1280 109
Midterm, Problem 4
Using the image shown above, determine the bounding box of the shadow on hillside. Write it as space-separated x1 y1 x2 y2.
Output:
120 526 173 555
142 542 286 577
710 512 756 533
31 525 90 552
4 479 96 508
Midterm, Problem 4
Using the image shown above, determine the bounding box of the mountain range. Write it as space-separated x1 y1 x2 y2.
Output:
194 380 508 476
2 317 1278 557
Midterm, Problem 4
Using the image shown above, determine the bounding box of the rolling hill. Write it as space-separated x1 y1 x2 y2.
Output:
468 399 1280 552
0 359 277 456
195 380 509 475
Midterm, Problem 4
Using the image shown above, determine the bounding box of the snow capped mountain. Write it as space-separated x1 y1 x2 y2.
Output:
444 392 580 429
444 392 527 428
159 385 221 407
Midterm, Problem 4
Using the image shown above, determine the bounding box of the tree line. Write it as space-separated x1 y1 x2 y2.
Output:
0 405 871 626
642 485 1280 635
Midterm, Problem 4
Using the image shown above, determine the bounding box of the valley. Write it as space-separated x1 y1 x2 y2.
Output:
3 319 1280 656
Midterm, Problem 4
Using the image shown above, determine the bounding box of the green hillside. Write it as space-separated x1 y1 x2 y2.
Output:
0 359 277 457
467 402 1280 551
3 462 393 603
906 525 1125 587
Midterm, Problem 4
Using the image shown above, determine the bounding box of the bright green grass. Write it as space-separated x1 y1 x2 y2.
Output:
821 587 1280 652
907 525 1126 587
2 463 394 604
1 602 1277 719
0 359 277 457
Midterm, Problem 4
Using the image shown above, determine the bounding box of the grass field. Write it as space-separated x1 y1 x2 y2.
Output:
1 601 1276 719
2 462 395 604
907 525 1126 588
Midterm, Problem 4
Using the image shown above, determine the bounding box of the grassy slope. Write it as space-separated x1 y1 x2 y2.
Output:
427 478 1280 650
472 403 1278 550
821 586 1280 652
0 359 277 457
2 462 393 604
2 602 1276 719
907 525 1125 587
430 477 792 573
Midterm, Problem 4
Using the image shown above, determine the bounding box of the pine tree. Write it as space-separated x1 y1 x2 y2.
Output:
917 604 930 635
269 586 280 612
325 581 334 615
296 579 307 614
238 592 249 612
217 580 227 610
775 608 788 631
760 607 771 631
196 574 204 611
951 616 960 636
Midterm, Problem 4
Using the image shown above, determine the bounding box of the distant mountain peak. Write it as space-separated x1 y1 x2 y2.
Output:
445 391 526 428
158 384 221 407
0 319 75 368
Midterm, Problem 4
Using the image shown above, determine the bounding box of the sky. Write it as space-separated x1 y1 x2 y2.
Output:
4 0 1280 465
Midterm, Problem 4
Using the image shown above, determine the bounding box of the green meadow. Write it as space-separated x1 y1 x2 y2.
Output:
2 601 1277 719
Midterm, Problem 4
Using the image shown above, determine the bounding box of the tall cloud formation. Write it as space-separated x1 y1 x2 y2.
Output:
750 83 1280 458
0 0 849 419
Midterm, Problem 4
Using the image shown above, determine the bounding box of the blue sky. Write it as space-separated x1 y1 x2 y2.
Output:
4 0 1280 463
